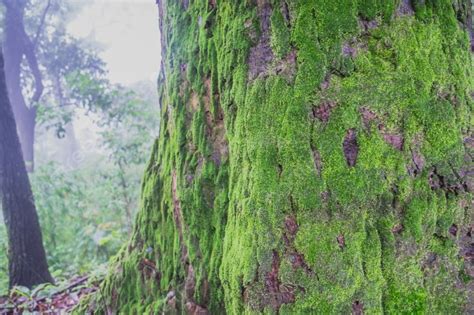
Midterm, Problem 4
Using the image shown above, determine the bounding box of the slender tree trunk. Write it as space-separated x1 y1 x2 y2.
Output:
0 51 53 288
2 0 44 172
85 1 473 314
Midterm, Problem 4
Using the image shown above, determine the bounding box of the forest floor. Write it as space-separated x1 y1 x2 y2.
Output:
0 275 100 314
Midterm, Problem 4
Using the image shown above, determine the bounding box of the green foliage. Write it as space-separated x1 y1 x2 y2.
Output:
0 81 158 296
31 163 129 276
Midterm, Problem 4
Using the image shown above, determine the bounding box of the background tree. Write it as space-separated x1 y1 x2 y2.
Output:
0 51 53 288
2 0 106 171
2 0 44 172
84 1 473 314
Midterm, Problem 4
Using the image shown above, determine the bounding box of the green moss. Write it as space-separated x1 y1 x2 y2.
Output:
270 3 290 59
358 0 397 21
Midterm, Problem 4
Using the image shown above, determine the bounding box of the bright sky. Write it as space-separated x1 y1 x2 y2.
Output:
68 0 161 85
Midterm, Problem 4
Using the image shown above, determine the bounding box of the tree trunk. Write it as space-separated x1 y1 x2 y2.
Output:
0 52 53 288
87 1 473 314
2 0 44 172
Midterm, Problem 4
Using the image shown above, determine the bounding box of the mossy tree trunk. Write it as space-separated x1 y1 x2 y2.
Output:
88 1 473 314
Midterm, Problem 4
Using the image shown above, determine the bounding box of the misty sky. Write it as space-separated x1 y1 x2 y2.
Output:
68 0 161 85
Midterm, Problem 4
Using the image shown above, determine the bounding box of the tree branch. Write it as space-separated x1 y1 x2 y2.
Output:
32 0 52 50
22 33 43 110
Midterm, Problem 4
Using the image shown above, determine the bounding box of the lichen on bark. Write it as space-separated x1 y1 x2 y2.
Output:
78 0 473 314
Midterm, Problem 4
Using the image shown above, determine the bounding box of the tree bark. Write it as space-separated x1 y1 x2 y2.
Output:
2 0 44 172
0 51 53 288
86 1 473 314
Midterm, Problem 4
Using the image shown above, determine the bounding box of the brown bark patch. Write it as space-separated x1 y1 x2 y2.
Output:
463 134 474 192
284 215 298 239
421 252 438 271
466 3 474 52
274 49 297 82
409 150 425 176
184 264 196 300
202 78 228 166
166 291 177 310
352 300 364 315
171 171 188 262
457 223 474 282
179 64 189 98
185 302 209 315
359 107 377 128
408 136 425 177
171 172 210 312
283 216 315 275
281 0 290 25
392 224 404 234
265 251 281 299
248 1 274 80
200 279 210 306
189 92 199 111
311 146 322 177
382 132 404 151
428 167 467 194
277 163 283 177
457 222 474 312
337 234 346 249
182 0 189 10
358 17 379 34
342 40 358 58
395 0 415 17
343 129 359 167
359 108 404 150
138 258 160 282
172 171 208 310
449 224 458 237
264 251 296 310
312 100 336 123
342 38 368 59
459 224 474 268
320 73 331 90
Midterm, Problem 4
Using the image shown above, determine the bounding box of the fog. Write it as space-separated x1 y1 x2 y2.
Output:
39 0 162 168
68 0 161 85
